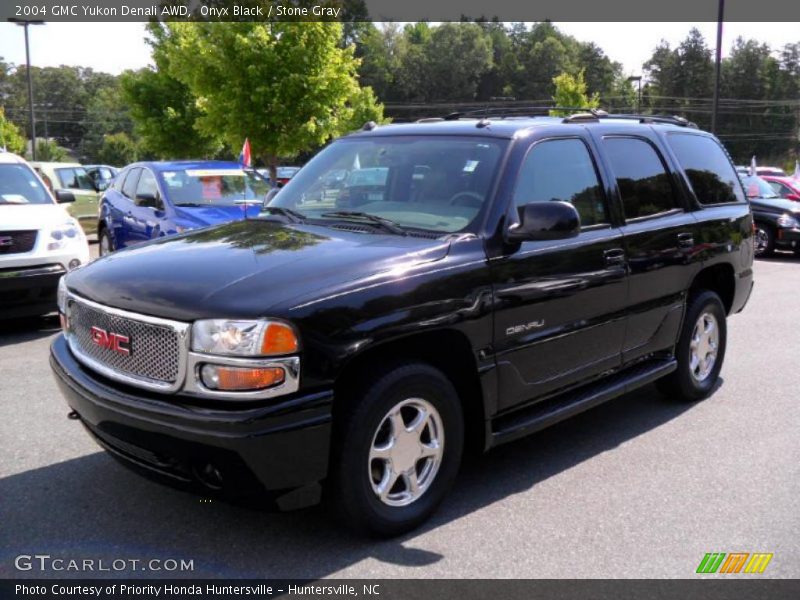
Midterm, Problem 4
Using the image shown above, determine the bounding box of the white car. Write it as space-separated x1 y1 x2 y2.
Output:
1 151 90 319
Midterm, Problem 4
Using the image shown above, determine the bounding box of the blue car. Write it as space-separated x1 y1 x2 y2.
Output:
97 161 270 255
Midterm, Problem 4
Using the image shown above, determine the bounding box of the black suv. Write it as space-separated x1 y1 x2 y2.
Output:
51 112 754 535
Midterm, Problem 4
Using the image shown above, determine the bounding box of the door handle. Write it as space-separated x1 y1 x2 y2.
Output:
603 248 626 266
677 232 695 249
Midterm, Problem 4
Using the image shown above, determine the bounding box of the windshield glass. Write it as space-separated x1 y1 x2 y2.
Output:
741 175 779 199
267 136 507 233
0 164 53 205
55 167 95 191
160 168 270 207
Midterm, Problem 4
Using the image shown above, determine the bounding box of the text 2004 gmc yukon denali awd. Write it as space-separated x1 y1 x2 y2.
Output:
50 113 754 535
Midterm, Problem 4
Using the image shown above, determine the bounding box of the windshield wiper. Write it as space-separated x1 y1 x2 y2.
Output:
261 206 307 223
320 211 407 236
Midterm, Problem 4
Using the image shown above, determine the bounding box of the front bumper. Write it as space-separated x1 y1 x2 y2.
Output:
0 264 65 318
775 227 800 250
50 334 333 510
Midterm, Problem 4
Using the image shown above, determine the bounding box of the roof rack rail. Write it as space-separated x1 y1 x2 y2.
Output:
416 117 445 123
562 111 697 128
443 106 598 120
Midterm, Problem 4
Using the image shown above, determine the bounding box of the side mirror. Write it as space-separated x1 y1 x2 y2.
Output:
262 188 280 209
54 189 75 204
136 192 161 209
506 201 580 243
786 193 800 201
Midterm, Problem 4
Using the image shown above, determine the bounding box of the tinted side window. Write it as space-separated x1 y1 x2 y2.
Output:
603 137 677 219
121 168 141 200
513 138 608 227
667 134 745 204
135 170 158 203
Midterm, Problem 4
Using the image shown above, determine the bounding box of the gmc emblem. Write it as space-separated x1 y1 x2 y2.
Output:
90 326 130 356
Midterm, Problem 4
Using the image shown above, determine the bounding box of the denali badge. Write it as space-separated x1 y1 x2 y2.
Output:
90 326 131 355
506 320 545 336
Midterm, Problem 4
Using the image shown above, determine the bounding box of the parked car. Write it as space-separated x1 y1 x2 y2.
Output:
0 151 90 318
97 160 270 256
52 114 753 535
741 174 800 257
258 166 301 187
84 164 118 191
756 166 786 177
30 162 103 235
761 175 800 202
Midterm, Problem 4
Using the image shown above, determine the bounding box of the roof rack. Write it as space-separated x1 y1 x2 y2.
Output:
444 106 597 120
562 111 698 128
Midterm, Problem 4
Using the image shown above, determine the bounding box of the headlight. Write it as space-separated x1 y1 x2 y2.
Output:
57 276 68 313
777 214 800 228
191 319 299 357
47 220 81 251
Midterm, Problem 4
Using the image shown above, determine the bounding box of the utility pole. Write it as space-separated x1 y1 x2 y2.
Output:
711 0 725 133
8 18 45 160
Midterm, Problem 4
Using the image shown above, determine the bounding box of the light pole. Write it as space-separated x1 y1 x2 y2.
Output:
627 76 642 113
711 0 725 133
8 18 45 160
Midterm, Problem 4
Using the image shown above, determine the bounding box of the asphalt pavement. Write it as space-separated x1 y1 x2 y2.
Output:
1 251 798 579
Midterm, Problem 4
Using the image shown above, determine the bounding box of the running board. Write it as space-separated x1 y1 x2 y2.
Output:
490 358 677 447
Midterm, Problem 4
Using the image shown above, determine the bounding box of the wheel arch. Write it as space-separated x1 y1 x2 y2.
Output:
333 329 487 453
689 263 736 315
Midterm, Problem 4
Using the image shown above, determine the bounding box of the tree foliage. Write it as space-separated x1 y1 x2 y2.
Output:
0 107 26 154
154 21 385 177
550 70 600 116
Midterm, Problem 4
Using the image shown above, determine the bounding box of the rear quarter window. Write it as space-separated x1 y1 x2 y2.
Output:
666 134 745 205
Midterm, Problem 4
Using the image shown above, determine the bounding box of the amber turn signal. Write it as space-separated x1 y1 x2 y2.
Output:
200 365 285 391
261 322 299 355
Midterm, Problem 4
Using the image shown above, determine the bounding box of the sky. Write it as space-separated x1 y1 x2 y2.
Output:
0 21 798 78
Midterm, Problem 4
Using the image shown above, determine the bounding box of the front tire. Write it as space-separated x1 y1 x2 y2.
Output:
754 223 775 258
658 290 727 402
98 228 113 256
330 362 464 536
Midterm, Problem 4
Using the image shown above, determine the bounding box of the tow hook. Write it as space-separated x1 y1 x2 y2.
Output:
67 411 80 420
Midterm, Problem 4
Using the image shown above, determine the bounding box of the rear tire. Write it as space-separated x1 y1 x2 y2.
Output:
754 223 775 258
98 228 113 256
658 290 727 402
329 362 464 537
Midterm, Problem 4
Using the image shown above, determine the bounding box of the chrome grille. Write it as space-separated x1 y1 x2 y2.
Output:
0 230 37 255
67 297 182 387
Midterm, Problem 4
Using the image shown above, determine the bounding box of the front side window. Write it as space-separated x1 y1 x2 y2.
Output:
513 138 608 227
0 164 52 205
667 134 745 205
135 170 159 204
269 136 507 234
603 137 678 219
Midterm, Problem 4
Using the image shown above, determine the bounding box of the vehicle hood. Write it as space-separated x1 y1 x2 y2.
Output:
0 203 74 230
173 203 262 227
749 197 800 214
66 219 452 321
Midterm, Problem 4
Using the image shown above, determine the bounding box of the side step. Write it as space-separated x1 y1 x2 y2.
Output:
490 358 677 447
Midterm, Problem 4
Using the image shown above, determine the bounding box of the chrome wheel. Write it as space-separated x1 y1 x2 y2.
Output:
99 232 111 256
368 398 444 507
754 227 769 256
689 312 719 383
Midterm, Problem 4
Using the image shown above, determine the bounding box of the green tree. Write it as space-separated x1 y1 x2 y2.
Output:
33 139 69 161
0 107 26 154
550 70 599 116
96 132 138 166
79 81 135 162
159 22 385 179
121 23 222 159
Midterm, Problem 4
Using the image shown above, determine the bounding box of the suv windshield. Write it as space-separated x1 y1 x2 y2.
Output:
741 175 780 199
268 136 507 233
160 168 270 207
0 164 53 205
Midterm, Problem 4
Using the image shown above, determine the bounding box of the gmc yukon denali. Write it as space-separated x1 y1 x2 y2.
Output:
50 113 754 535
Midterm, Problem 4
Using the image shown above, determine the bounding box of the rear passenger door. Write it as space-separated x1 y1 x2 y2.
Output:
492 137 628 410
595 135 700 364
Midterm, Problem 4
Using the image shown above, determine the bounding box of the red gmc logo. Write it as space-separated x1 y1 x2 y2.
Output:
90 326 130 356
